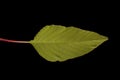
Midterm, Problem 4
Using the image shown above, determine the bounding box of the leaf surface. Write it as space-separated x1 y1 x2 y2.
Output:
30 25 108 62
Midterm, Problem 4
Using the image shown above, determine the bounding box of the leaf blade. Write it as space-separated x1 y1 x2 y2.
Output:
30 25 108 62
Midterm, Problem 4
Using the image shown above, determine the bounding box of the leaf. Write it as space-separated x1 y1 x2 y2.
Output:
30 25 108 62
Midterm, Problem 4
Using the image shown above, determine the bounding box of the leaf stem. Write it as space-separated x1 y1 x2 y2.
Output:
0 38 29 43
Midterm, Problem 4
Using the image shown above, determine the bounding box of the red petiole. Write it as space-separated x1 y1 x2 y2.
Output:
0 38 29 43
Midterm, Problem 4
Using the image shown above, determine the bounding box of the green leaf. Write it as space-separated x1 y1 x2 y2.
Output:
30 25 108 62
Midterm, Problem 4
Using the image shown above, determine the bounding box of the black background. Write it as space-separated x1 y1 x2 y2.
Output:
0 4 117 77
